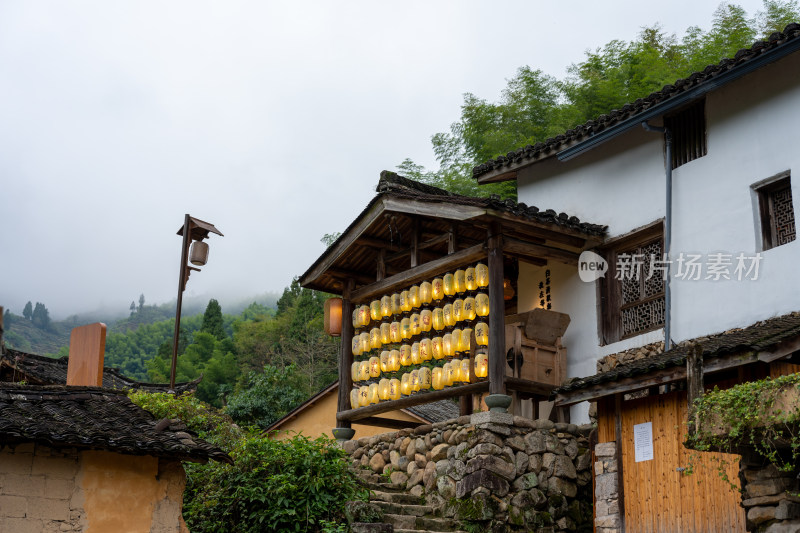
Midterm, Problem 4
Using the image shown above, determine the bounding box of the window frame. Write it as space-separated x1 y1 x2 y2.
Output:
754 173 795 251
663 99 707 169
598 222 665 345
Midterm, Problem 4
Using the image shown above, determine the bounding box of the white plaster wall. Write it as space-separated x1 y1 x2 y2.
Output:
515 51 800 422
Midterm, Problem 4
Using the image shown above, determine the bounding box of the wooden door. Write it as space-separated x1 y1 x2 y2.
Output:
616 392 745 532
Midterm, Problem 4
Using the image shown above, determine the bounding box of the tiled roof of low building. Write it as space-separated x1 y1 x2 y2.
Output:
555 312 800 394
375 171 606 236
405 399 460 423
473 23 800 179
1 349 200 393
0 383 232 464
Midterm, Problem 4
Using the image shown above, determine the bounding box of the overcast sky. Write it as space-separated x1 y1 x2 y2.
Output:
0 0 771 318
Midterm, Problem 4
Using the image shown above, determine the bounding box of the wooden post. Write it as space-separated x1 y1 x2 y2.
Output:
686 342 704 435
410 218 419 268
337 280 355 430
448 223 457 254
614 394 625 532
377 249 386 281
488 224 506 396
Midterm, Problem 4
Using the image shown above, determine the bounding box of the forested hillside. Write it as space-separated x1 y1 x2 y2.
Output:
400 1 800 198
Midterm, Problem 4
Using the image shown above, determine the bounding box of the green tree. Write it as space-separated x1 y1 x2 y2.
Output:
31 302 51 330
201 299 226 340
130 301 136 315
22 301 32 321
138 293 145 312
225 364 309 429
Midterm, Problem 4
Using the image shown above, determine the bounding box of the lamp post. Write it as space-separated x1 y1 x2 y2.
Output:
170 214 223 392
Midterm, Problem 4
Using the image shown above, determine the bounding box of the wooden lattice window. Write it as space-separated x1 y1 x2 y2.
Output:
757 175 796 250
664 99 706 168
599 224 665 344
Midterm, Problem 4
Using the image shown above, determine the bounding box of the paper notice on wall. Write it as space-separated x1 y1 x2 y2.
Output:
633 421 654 463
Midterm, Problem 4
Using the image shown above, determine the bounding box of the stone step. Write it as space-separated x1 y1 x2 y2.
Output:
371 500 434 516
371 490 426 505
383 514 463 532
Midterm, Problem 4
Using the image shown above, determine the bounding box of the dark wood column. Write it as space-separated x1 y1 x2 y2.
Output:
488 223 506 395
337 280 355 429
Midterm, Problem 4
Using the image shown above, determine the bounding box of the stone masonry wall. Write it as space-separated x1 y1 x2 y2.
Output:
593 442 620 533
739 458 800 532
344 411 594 532
0 444 86 533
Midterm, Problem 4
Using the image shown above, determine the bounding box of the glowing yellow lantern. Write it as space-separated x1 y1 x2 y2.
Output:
465 267 477 291
359 332 370 354
410 313 421 336
443 304 455 327
370 300 382 322
419 366 432 389
451 328 463 352
409 285 420 308
352 336 362 357
411 342 421 364
400 373 412 395
419 281 432 305
351 361 360 382
432 367 444 390
461 328 473 353
443 333 454 356
370 327 382 350
432 277 444 301
431 337 444 359
389 378 401 400
443 273 455 296
420 309 432 332
350 388 360 409
400 318 411 340
453 299 464 322
454 269 466 294
451 358 462 382
380 322 391 344
381 295 392 318
460 359 471 383
419 338 432 361
432 308 444 331
476 263 489 288
358 305 370 327
359 360 370 381
380 350 391 373
359 385 369 406
400 290 412 312
391 293 402 316
369 356 381 378
388 321 400 343
378 378 390 400
475 322 489 346
476 293 490 317
352 309 361 329
368 383 380 404
400 345 412 366
390 349 401 371
410 369 420 392
475 352 488 378
463 297 477 321
443 362 454 386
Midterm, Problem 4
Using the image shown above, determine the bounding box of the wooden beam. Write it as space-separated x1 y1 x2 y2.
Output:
337 382 490 422
376 249 385 281
554 350 760 406
385 233 453 263
350 243 487 303
488 224 506 396
505 377 556 397
758 334 800 363
382 197 486 221
355 236 402 252
503 236 580 265
355 416 423 430
337 281 355 430
488 211 601 246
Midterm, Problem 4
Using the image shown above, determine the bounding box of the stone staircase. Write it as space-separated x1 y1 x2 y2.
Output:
350 469 469 533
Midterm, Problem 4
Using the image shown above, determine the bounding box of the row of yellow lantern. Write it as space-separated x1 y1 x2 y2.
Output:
351 323 490 379
352 263 490 329
349 353 489 408
351 295 489 355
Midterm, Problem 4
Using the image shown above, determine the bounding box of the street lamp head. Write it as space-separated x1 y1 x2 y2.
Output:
190 241 209 266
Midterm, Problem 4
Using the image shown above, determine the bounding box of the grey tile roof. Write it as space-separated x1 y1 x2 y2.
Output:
376 171 606 236
405 399 460 423
1 349 201 393
555 312 800 395
474 23 800 179
0 383 231 463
